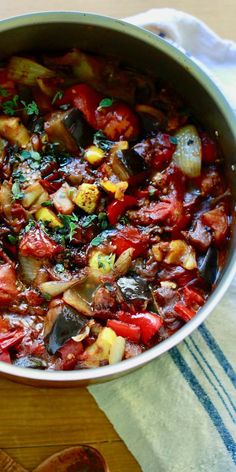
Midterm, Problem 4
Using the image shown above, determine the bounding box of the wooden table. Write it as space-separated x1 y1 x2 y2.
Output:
0 1 235 471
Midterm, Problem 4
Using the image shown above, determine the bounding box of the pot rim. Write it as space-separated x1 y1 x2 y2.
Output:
0 10 235 384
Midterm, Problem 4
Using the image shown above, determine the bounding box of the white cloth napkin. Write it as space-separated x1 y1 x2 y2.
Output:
89 9 236 472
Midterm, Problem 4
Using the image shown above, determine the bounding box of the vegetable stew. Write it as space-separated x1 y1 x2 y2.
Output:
0 49 231 370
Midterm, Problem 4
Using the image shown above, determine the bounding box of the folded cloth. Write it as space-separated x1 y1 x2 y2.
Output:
89 9 236 472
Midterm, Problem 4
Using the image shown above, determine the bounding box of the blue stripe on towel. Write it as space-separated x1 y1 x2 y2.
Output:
189 335 236 416
199 325 236 389
170 347 236 465
184 339 236 424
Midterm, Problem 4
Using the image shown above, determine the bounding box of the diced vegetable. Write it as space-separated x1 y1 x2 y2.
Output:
164 240 197 270
44 111 78 152
107 195 137 226
0 329 24 350
107 319 141 343
112 226 147 258
201 206 228 245
62 108 93 148
109 335 126 365
8 56 54 85
36 207 63 228
73 183 100 214
174 303 196 322
117 276 151 301
19 255 42 283
0 263 18 304
113 248 134 277
22 182 46 208
100 179 128 200
118 311 163 344
51 183 75 215
45 304 88 354
63 288 93 316
39 279 82 297
84 327 117 366
173 125 202 177
89 250 115 274
84 145 105 166
19 226 63 258
0 116 30 146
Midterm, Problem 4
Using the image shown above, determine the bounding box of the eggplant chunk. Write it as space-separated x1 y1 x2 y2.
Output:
44 111 78 153
199 246 218 286
117 276 151 301
45 304 88 355
62 108 94 148
112 148 147 180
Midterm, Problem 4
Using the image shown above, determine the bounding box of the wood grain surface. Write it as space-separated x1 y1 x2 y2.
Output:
0 1 235 471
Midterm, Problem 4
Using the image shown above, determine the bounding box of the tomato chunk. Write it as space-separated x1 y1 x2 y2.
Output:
112 226 147 258
0 263 18 304
201 206 228 245
19 226 63 258
174 303 196 322
107 196 137 226
57 339 84 370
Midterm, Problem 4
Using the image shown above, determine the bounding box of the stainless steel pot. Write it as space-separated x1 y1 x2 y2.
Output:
0 11 235 387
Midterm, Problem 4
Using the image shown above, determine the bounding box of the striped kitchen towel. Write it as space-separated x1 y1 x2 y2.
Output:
89 9 236 472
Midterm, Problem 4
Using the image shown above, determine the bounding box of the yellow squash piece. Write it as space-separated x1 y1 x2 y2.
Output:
164 240 197 270
100 179 128 200
84 145 105 166
89 250 115 275
0 116 30 147
21 182 46 209
85 327 117 367
73 183 100 214
36 207 63 228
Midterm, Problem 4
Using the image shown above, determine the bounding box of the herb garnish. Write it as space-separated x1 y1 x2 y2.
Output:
54 263 65 273
93 130 114 152
59 213 79 241
1 95 39 116
7 234 17 245
12 181 24 200
81 214 97 228
98 212 109 230
52 91 64 105
21 100 39 116
0 86 8 98
97 97 114 110
42 201 53 207
91 233 105 247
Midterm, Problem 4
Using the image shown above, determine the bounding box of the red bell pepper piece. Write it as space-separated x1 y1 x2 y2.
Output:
57 339 84 370
0 329 24 351
0 263 18 305
174 303 196 322
107 195 137 226
19 226 63 259
200 132 217 163
107 319 141 343
57 84 101 128
112 226 147 258
183 287 204 307
117 311 163 344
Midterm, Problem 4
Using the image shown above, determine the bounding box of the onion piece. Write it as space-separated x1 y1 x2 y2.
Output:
63 288 93 316
173 125 202 177
44 304 62 337
113 248 134 277
0 181 12 218
8 56 55 85
109 336 125 365
39 279 82 297
19 255 42 283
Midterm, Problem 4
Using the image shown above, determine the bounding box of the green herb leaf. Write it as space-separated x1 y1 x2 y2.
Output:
81 214 97 228
0 86 8 98
59 213 79 241
148 188 156 197
12 169 26 182
7 234 17 245
52 91 64 105
169 136 178 145
93 130 114 152
21 100 39 116
2 95 19 115
42 200 53 207
24 219 35 233
12 181 24 200
98 97 114 110
98 212 108 230
43 293 52 301
90 233 105 247
54 263 65 273
119 215 129 225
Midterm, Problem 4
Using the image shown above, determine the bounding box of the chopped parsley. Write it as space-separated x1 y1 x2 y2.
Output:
7 234 17 245
81 214 97 228
59 213 79 241
12 181 24 200
98 97 114 110
54 263 65 273
98 212 109 230
93 130 114 152
0 86 8 98
91 233 105 247
169 136 178 145
52 91 63 104
2 95 19 115
42 200 53 207
21 100 39 116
